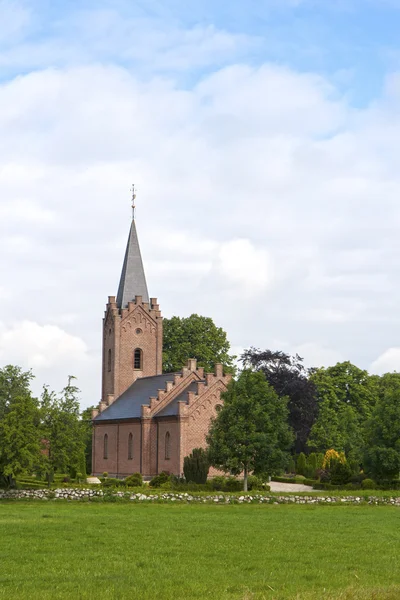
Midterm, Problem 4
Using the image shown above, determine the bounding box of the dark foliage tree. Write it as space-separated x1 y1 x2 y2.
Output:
207 370 293 491
241 348 318 454
183 448 209 484
163 314 235 374
81 406 95 476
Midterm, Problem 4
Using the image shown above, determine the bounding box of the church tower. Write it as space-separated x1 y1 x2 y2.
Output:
101 196 163 405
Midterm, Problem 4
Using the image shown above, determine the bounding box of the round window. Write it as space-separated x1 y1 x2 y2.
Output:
136 328 143 335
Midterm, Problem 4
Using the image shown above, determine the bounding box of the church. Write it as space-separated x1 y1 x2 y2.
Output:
92 208 231 478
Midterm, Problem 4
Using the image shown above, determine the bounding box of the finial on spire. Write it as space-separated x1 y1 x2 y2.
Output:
131 184 136 220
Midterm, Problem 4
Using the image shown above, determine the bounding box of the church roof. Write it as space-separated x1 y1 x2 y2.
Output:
94 374 176 421
156 380 202 416
116 218 149 309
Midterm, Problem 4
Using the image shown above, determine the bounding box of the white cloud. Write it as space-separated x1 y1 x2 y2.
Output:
370 348 400 375
2 20 400 404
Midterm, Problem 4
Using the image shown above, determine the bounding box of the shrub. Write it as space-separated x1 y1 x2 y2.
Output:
103 472 108 478
330 460 352 485
323 449 346 470
124 473 143 487
287 456 296 473
62 476 71 484
149 471 169 488
364 446 400 481
183 448 209 484
102 477 125 488
247 475 263 490
224 477 243 491
209 476 226 490
361 478 376 490
296 453 307 476
316 468 330 483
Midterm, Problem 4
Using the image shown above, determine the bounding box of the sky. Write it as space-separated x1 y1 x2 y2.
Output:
2 0 400 407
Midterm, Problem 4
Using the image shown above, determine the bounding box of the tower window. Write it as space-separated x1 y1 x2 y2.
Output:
165 432 171 460
134 348 143 370
128 433 133 460
108 349 112 372
103 434 108 460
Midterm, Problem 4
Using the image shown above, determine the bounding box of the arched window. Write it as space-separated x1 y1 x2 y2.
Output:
134 348 143 370
108 349 112 372
165 432 171 460
103 434 108 460
128 433 133 460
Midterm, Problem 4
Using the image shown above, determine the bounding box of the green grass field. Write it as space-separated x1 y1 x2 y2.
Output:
0 503 399 600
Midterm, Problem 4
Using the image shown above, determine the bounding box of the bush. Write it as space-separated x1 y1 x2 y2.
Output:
183 448 209 484
224 477 243 491
102 477 125 488
330 460 352 485
102 472 108 478
209 476 226 491
247 475 263 490
296 453 307 476
306 453 318 478
149 471 169 488
124 473 143 487
364 446 400 481
361 478 376 490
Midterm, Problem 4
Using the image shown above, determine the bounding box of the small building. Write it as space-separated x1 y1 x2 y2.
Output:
92 211 231 477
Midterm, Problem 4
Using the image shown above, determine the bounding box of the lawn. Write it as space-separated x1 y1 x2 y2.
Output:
0 503 399 600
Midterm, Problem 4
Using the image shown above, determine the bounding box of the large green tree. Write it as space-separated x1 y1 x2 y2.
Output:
207 370 293 491
308 362 379 460
241 348 318 454
162 314 235 373
40 377 86 480
363 373 400 481
0 365 42 487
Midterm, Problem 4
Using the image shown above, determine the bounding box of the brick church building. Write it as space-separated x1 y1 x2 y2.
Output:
92 211 231 478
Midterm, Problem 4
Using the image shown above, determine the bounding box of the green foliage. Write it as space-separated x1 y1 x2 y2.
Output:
329 460 352 485
207 370 293 490
287 456 295 473
363 373 400 481
183 448 209 484
162 314 235 374
102 477 125 488
149 471 169 488
0 365 41 487
362 478 376 490
296 452 307 475
39 378 87 482
308 362 379 458
80 405 95 475
124 473 143 487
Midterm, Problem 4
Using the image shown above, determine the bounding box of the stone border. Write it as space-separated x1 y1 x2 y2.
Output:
1 488 400 505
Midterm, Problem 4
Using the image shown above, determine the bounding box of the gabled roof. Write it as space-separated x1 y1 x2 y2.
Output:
156 380 202 416
94 374 175 421
116 219 149 309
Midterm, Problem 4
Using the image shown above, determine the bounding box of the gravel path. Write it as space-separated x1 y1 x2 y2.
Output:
269 481 314 492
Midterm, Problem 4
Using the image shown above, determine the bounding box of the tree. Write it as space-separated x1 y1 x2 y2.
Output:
40 377 86 481
363 373 400 481
0 365 42 487
241 349 318 454
163 314 235 373
308 362 379 459
183 448 209 484
207 370 293 491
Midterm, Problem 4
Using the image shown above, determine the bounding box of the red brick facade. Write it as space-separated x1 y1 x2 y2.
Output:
93 359 231 477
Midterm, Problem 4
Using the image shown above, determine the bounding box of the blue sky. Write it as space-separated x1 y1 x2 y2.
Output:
2 0 400 405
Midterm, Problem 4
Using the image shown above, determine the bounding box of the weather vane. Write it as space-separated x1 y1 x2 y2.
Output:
131 184 136 219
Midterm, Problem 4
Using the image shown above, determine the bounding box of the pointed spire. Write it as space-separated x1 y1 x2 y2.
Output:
116 187 149 309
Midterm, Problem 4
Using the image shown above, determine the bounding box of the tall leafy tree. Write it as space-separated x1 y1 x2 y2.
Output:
40 377 86 480
81 406 95 476
163 314 235 373
207 370 293 491
308 362 379 459
363 373 400 481
241 349 318 454
0 365 42 487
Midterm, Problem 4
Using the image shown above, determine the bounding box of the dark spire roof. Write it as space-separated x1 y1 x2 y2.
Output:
116 218 149 308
